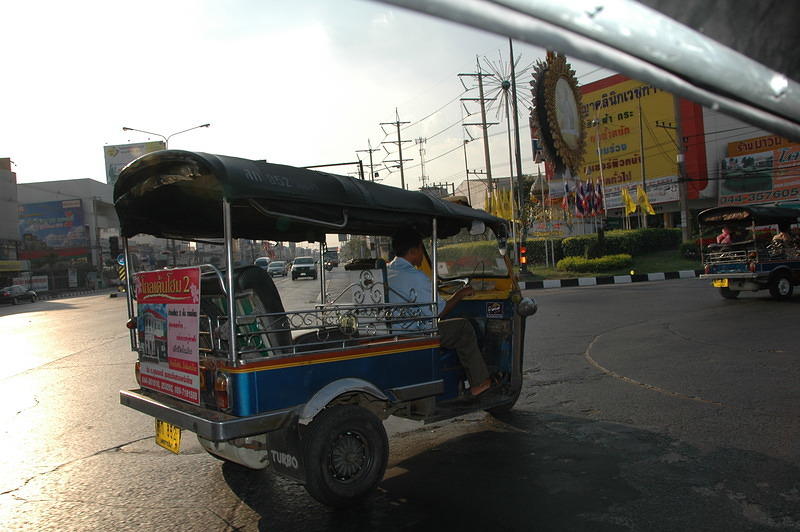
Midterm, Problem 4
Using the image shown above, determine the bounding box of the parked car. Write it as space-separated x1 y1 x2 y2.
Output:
0 285 38 305
267 260 287 277
291 256 317 280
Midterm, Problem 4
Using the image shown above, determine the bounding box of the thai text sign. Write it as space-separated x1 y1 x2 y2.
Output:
135 267 201 404
579 75 678 205
719 144 800 206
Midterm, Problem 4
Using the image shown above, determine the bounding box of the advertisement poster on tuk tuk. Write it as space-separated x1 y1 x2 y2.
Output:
134 267 201 405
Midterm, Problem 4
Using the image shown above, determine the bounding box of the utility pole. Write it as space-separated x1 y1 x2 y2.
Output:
637 97 648 228
356 140 380 182
656 109 691 242
380 108 412 189
509 38 526 267
460 59 497 211
415 137 428 188
462 137 473 205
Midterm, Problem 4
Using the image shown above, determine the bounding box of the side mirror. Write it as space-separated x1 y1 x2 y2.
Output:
517 297 537 317
469 220 486 236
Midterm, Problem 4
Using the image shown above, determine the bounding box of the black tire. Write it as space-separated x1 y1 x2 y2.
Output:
769 272 794 300
292 274 297 281
719 287 739 299
302 405 388 507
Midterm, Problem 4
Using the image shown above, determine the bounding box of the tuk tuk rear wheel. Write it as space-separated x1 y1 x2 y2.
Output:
302 405 388 507
769 273 793 299
719 287 739 299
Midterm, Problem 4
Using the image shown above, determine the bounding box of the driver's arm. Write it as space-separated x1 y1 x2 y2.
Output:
439 285 474 318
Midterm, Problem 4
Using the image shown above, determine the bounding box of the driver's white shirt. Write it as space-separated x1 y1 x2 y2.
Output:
386 257 445 319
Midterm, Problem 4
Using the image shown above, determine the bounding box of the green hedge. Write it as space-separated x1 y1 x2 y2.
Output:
562 228 681 257
556 253 633 273
523 238 565 264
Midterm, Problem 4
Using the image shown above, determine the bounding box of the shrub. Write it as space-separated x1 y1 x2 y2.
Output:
556 253 633 273
523 238 564 264
680 241 700 260
561 228 681 258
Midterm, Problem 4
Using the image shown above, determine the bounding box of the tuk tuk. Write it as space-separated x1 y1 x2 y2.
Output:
115 150 537 506
698 205 800 299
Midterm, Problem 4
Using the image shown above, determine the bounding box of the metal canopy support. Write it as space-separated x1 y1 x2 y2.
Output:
319 241 327 304
377 0 800 141
431 218 438 332
223 200 238 365
122 236 136 350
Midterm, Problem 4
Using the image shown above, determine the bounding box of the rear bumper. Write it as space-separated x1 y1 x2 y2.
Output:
120 388 295 442
699 273 760 280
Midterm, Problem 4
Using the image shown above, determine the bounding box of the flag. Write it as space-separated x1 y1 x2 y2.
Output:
594 182 605 215
621 187 637 215
583 181 597 216
636 185 656 215
575 182 586 218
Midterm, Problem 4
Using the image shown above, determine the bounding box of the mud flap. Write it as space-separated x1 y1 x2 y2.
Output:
264 422 306 483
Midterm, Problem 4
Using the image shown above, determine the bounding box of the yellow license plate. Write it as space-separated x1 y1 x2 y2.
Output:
155 419 181 454
712 279 729 288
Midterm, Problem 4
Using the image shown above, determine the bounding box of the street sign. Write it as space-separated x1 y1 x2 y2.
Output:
117 254 126 266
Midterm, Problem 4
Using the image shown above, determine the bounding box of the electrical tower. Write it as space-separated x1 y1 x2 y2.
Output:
415 137 428 188
380 108 413 189
460 59 498 210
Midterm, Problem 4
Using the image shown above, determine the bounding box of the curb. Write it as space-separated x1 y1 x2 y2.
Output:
520 269 704 290
38 288 116 301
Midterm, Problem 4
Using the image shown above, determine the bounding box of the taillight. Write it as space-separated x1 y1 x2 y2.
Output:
126 318 137 330
134 361 142 386
704 264 710 274
214 373 230 410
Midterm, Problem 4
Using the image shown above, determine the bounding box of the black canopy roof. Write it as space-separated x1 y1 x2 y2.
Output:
698 204 800 226
113 150 508 242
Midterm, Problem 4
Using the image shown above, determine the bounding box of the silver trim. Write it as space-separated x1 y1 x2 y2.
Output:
249 199 349 229
388 379 444 401
120 389 294 441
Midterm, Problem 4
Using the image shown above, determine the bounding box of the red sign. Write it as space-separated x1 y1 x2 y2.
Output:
135 267 201 404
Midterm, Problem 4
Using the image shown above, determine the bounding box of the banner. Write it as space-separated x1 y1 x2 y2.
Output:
103 141 165 187
18 200 89 259
719 144 800 206
579 75 679 206
134 267 201 405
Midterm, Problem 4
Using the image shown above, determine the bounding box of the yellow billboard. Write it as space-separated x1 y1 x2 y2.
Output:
579 75 679 209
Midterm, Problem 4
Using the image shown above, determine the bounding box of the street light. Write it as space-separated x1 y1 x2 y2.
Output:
121 123 211 148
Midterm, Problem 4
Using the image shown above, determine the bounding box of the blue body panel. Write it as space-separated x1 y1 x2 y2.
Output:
227 345 438 416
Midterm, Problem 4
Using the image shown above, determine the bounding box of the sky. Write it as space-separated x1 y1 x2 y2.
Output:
1 0 612 190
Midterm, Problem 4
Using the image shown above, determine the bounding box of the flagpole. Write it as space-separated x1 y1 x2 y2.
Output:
638 97 648 228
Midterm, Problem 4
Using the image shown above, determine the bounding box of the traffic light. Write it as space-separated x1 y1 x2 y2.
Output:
109 236 120 257
519 245 527 265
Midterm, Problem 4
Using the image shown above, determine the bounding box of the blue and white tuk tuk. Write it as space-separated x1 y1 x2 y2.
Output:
115 150 537 506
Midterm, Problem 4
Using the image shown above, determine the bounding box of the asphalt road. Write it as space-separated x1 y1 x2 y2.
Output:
0 277 797 531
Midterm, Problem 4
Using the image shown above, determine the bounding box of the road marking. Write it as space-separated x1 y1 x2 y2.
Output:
584 333 726 407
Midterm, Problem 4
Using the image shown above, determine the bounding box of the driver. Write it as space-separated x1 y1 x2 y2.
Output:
386 229 492 397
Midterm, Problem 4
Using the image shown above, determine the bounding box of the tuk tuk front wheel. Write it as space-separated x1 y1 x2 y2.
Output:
719 287 739 299
769 273 793 299
302 405 388 507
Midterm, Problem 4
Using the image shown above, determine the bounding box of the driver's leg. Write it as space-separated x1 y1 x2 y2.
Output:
438 318 491 395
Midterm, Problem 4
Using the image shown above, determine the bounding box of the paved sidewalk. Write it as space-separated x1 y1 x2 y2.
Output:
519 269 704 290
